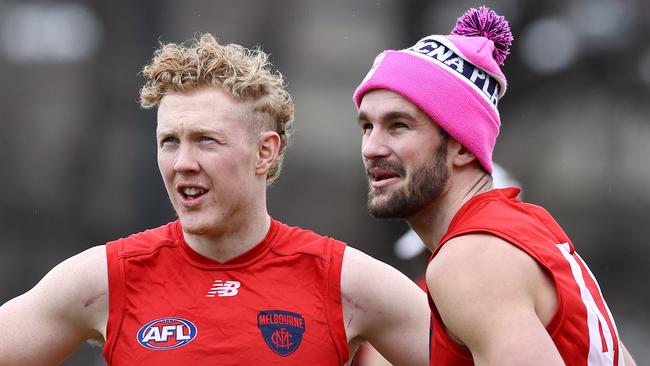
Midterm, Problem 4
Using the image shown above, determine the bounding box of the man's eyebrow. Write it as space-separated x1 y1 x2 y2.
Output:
382 111 414 122
156 127 174 135
357 111 369 124
358 110 414 124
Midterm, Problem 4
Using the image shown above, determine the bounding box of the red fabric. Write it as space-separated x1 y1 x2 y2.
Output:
428 188 622 365
104 219 349 365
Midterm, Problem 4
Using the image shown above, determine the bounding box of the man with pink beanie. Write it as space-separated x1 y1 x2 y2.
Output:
353 6 636 365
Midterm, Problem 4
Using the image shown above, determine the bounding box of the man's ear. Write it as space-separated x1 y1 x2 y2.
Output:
256 131 281 176
447 138 477 168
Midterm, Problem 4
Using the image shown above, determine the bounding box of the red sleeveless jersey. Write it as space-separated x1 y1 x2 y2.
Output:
428 188 624 366
103 219 349 365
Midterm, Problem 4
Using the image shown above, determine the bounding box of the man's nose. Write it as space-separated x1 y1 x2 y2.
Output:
362 129 391 160
173 144 200 173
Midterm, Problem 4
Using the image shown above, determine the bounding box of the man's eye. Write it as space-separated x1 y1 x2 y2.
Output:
361 123 373 134
160 136 178 146
198 136 215 143
394 122 408 129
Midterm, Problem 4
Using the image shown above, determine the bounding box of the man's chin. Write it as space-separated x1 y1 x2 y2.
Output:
178 216 210 236
368 209 396 219
368 197 400 219
368 204 420 219
367 192 423 219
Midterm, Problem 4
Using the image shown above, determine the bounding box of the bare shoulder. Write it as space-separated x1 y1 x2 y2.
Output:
340 246 414 306
61 245 108 305
426 233 553 347
427 233 543 308
32 245 108 325
40 245 108 300
427 233 540 282
340 246 385 318
340 246 429 366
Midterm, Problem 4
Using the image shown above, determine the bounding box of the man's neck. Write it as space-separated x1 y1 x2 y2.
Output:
408 170 492 251
183 209 272 263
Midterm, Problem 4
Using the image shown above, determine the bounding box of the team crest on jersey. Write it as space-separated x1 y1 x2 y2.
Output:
257 310 306 356
136 317 197 350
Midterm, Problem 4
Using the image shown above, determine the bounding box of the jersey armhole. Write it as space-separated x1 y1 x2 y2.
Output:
103 239 127 364
325 239 350 364
428 298 474 361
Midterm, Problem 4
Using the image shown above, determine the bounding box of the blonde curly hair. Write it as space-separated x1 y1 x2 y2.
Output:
139 33 295 184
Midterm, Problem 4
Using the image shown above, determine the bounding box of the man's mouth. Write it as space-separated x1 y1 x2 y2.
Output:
178 186 208 200
368 169 400 182
365 159 405 181
367 167 403 188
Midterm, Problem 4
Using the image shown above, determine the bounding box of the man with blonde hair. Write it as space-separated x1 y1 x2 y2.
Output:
0 34 429 365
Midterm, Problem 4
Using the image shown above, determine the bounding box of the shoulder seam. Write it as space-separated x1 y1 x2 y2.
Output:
118 241 182 259
268 243 330 262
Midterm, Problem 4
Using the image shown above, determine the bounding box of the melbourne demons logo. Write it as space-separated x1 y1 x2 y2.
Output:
257 310 306 356
136 317 197 350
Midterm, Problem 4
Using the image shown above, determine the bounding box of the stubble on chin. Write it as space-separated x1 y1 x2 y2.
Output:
367 184 412 218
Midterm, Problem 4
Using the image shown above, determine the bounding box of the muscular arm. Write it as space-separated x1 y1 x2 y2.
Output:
341 246 429 366
0 245 108 365
426 234 564 366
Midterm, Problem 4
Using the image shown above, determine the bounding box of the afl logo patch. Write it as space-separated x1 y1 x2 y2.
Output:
136 317 197 350
257 310 306 356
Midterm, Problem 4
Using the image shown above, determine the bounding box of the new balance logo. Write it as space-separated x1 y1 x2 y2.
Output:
206 280 241 297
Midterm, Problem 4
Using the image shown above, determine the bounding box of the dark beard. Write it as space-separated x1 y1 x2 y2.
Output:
367 137 448 218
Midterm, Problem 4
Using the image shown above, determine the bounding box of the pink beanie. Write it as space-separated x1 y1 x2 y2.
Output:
353 6 513 174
